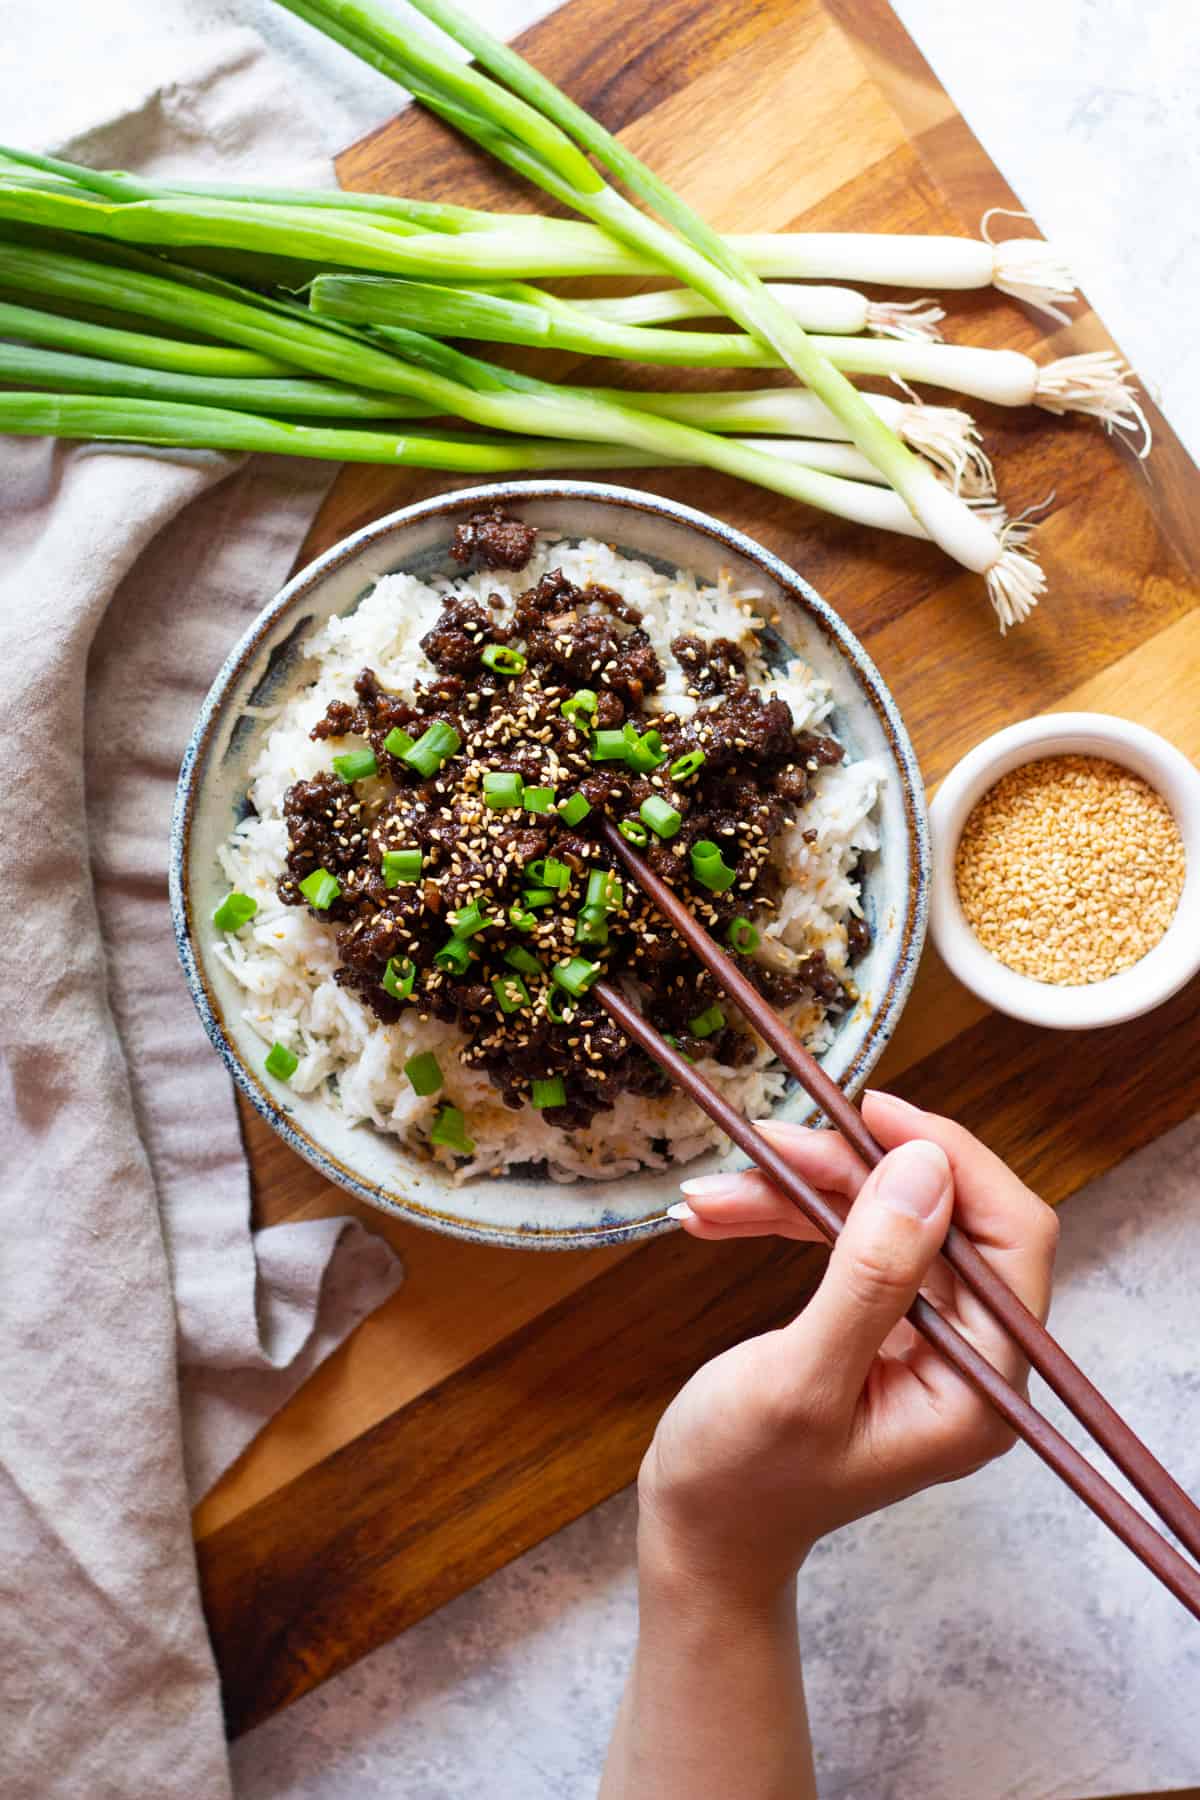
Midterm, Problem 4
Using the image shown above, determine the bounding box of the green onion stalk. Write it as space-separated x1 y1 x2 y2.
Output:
0 240 947 537
272 0 1044 625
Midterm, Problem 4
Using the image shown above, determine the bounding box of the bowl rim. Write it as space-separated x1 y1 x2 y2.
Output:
170 478 931 1248
928 710 1200 1030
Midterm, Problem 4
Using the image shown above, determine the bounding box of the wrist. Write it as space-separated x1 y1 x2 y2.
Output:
636 1472 809 1619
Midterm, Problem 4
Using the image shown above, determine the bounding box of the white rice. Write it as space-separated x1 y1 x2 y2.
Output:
215 538 883 1183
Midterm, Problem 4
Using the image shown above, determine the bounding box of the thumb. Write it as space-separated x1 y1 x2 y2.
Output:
784 1139 953 1411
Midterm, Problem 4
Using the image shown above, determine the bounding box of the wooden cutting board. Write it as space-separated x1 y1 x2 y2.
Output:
194 0 1200 1741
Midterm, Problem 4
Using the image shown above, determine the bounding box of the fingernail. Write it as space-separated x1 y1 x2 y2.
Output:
679 1173 744 1199
875 1139 950 1221
666 1201 695 1222
864 1089 923 1120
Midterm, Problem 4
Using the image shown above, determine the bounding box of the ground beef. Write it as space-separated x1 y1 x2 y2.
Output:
277 535 857 1145
448 505 537 571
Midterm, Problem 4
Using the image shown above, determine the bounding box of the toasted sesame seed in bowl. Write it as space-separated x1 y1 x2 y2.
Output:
930 714 1200 1031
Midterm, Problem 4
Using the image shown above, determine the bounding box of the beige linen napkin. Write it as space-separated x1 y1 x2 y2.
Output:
0 21 405 1797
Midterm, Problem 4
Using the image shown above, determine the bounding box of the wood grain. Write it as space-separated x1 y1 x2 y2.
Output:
196 0 1200 1750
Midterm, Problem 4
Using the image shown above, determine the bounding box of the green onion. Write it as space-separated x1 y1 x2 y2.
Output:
382 847 423 886
590 727 630 763
690 839 736 893
264 1041 299 1080
434 936 473 975
504 944 543 976
625 726 666 773
585 868 622 912
531 1076 566 1109
542 856 570 891
639 796 681 839
524 785 555 813
508 902 537 931
383 725 415 758
574 906 609 947
619 818 648 846
332 745 377 782
430 1103 475 1154
382 956 416 999
404 1050 444 1095
553 955 600 996
669 748 706 780
560 688 597 728
545 984 574 1024
449 897 488 938
404 720 460 778
662 1033 694 1064
689 1004 726 1038
558 790 591 826
483 769 524 808
212 891 258 932
481 642 526 675
726 915 760 954
299 868 341 909
493 972 531 1013
522 887 554 909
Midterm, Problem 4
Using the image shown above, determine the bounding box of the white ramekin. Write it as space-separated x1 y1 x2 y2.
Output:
929 712 1200 1030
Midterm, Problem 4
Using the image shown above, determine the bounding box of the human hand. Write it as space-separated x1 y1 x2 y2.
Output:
637 1091 1059 1603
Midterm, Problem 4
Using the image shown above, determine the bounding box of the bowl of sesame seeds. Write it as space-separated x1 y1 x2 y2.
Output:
929 713 1200 1030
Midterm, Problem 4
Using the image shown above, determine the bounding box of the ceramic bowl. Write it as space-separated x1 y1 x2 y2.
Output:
929 711 1200 1029
170 480 929 1249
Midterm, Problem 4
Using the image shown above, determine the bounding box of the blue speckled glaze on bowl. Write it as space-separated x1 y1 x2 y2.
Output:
170 482 929 1251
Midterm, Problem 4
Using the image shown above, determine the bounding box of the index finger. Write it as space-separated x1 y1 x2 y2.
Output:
862 1090 1059 1325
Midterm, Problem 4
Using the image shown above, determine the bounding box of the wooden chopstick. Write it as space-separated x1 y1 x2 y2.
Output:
597 821 1200 1619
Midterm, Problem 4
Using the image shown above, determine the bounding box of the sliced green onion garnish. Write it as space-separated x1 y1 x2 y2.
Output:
383 726 415 759
558 790 591 826
590 727 630 764
213 891 258 932
726 915 760 954
524 785 556 813
430 1104 474 1155
434 936 474 975
553 956 601 997
639 796 682 839
382 956 416 1000
404 1050 444 1096
626 728 666 773
662 1033 694 1064
523 887 555 909
619 818 649 846
689 1004 726 1038
332 746 378 783
525 857 548 884
299 868 341 910
264 1041 298 1081
542 857 570 891
531 1076 566 1109
690 839 737 893
492 972 531 1014
585 869 622 912
404 720 461 779
574 906 609 946
504 945 543 976
484 770 524 809
669 748 706 781
545 984 574 1025
449 897 488 939
382 848 423 887
561 688 598 728
508 902 537 932
481 642 526 676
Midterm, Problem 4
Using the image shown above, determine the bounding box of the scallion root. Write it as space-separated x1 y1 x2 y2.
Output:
985 515 1047 632
1034 351 1152 454
866 299 945 343
894 396 994 498
982 210 1077 323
